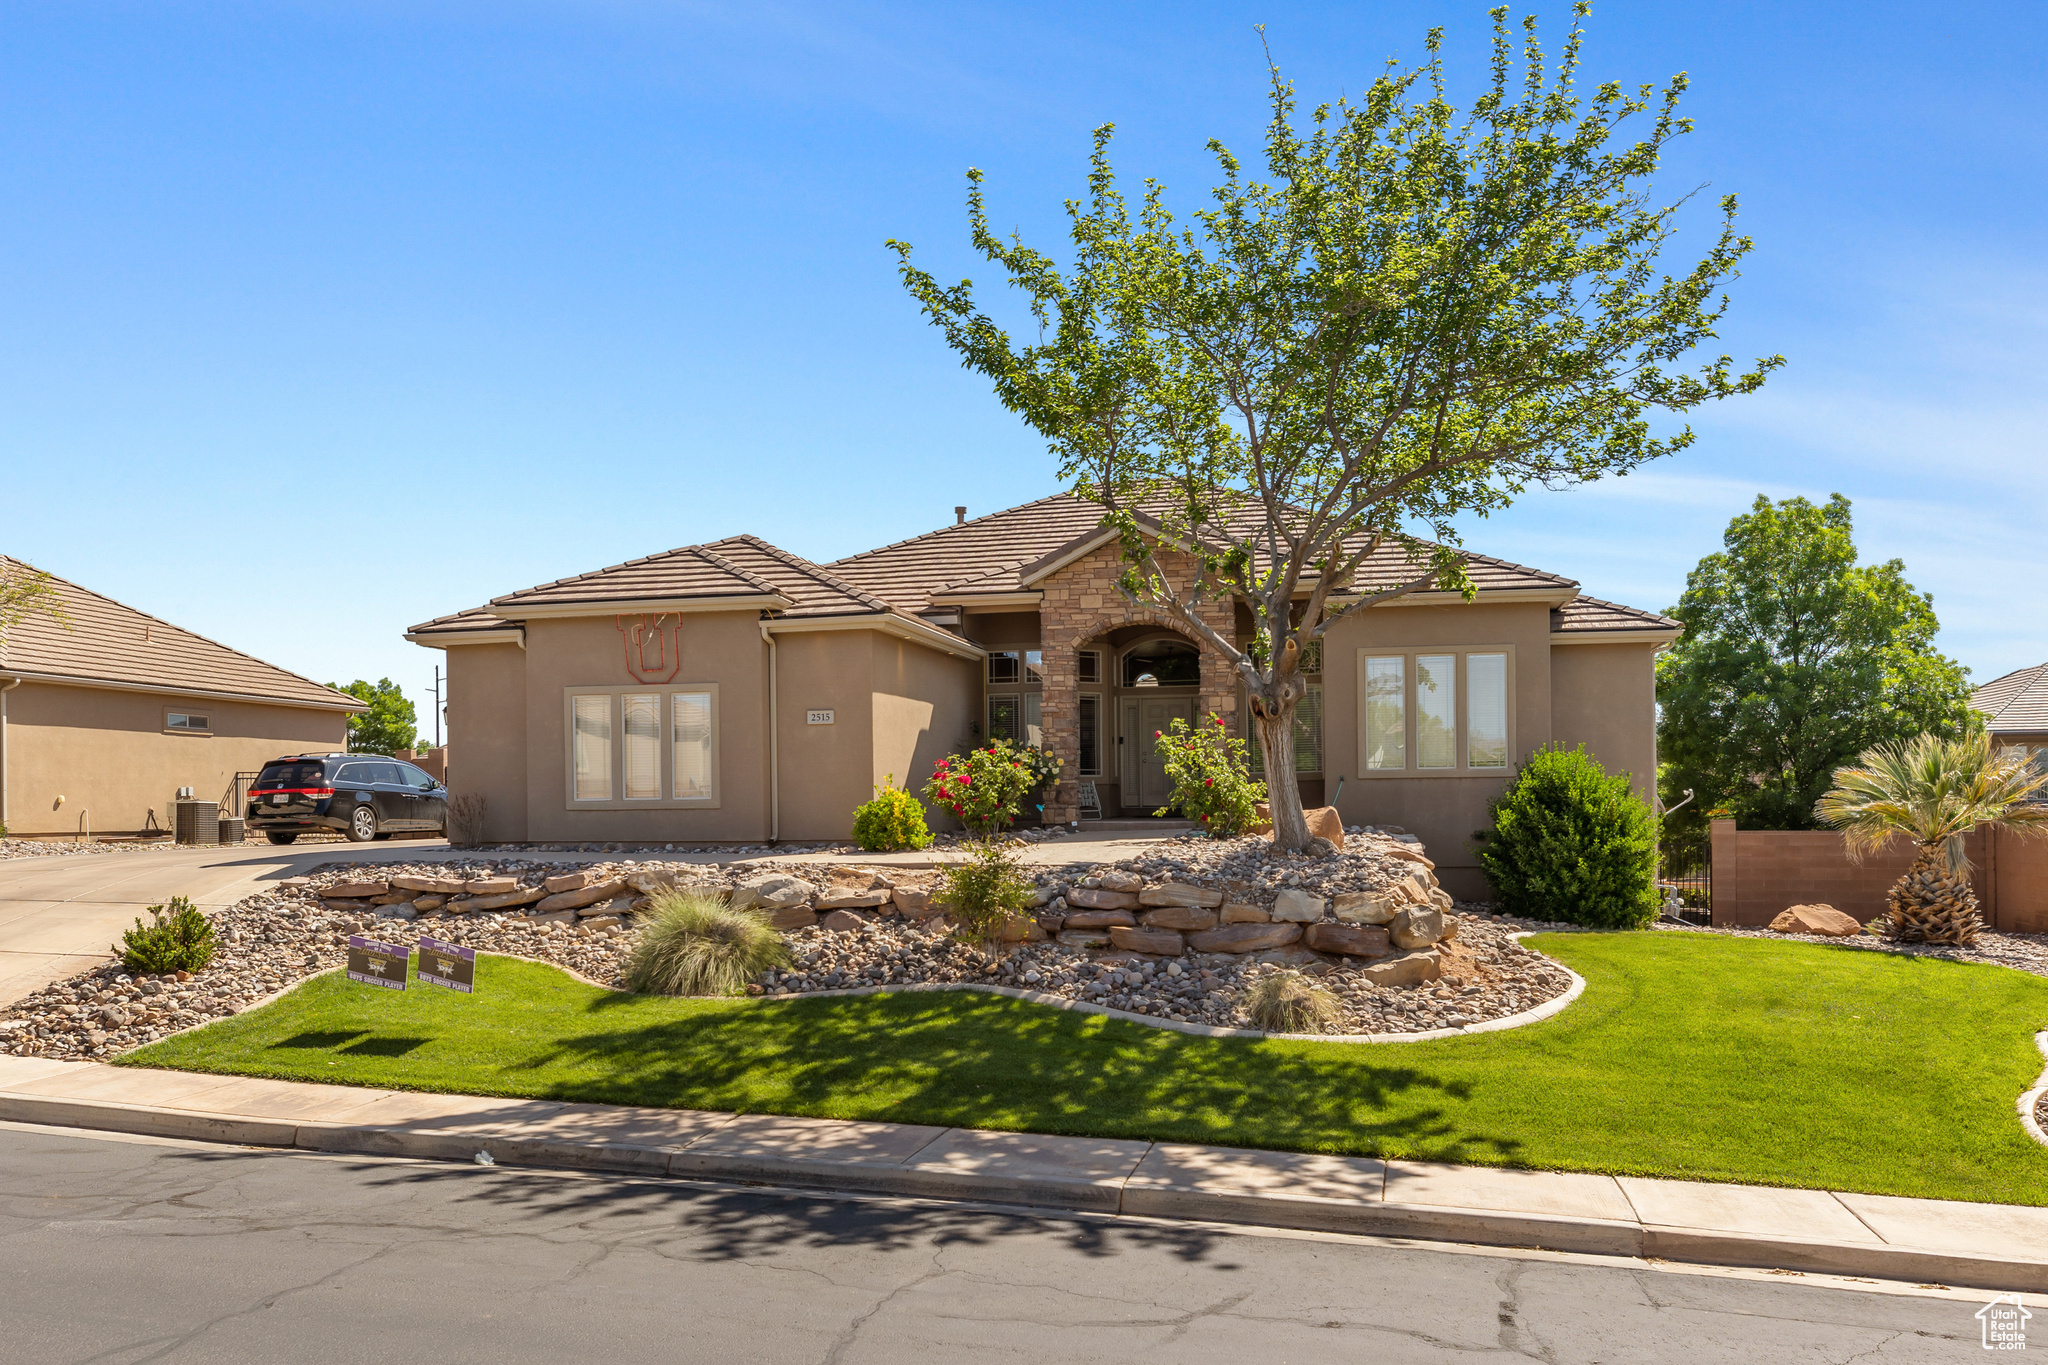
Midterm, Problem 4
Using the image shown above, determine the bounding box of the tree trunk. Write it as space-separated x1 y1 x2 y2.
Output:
1252 692 1311 850
1883 844 1981 945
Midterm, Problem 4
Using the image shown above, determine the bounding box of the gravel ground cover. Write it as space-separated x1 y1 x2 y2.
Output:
0 828 1577 1059
1654 919 2048 981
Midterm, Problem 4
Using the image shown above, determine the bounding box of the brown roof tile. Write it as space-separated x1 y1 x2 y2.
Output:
0 557 362 710
1973 663 2048 735
1550 595 1683 635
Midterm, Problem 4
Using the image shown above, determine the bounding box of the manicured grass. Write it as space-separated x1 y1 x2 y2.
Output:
121 932 2048 1205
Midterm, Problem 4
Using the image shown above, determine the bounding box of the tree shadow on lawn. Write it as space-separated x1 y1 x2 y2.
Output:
522 991 1528 1166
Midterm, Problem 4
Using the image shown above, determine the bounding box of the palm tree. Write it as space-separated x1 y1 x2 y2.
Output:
1816 732 2048 945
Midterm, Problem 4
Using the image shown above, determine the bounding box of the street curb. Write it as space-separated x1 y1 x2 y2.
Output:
6 1085 2048 1292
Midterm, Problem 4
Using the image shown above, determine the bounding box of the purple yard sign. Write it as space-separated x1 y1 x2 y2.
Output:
416 938 476 994
345 936 409 990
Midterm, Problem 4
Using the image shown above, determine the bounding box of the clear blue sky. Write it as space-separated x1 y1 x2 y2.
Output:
2 1 2042 738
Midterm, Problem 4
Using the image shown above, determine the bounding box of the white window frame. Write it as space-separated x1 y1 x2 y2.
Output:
1077 649 1102 685
1077 692 1103 776
164 710 212 735
1354 646 1516 778
987 693 1022 745
563 685 721 810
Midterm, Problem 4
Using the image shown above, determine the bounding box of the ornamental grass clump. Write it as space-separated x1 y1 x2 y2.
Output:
1479 745 1659 929
851 775 934 852
922 740 1043 836
1246 969 1341 1034
936 837 1033 951
625 891 789 997
1153 714 1266 837
115 895 215 975
1816 731 2048 945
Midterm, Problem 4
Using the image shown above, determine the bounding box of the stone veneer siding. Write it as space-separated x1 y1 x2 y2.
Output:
1036 542 1238 822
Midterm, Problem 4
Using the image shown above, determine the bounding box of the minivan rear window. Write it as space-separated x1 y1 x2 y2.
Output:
255 763 327 789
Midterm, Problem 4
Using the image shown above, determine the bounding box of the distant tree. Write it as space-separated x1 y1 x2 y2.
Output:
0 561 71 652
330 678 418 756
1657 494 1979 836
890 8 1778 848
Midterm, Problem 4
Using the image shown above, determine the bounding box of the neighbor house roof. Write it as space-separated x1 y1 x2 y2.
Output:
1973 663 2048 736
0 557 363 710
825 491 1579 612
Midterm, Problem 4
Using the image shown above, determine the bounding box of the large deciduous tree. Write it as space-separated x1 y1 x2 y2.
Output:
890 7 1779 848
330 678 418 756
1657 493 1979 837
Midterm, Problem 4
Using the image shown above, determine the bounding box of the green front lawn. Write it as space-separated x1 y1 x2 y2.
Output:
121 932 2048 1205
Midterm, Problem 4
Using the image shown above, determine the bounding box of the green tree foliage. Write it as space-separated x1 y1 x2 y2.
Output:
1479 745 1658 930
1658 494 1979 836
0 560 71 651
329 678 418 755
889 7 1778 849
851 776 934 852
936 838 1035 951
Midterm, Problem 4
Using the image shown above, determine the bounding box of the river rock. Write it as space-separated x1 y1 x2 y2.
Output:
819 909 869 933
1096 870 1145 893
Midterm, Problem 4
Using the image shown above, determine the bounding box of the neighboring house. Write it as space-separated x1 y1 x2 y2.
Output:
408 494 1678 897
0 557 364 837
1972 662 2048 768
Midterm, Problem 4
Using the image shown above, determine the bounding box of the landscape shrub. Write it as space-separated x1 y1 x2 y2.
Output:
1245 969 1341 1034
116 895 216 974
922 740 1041 836
625 891 788 997
936 838 1033 949
851 776 933 852
1479 744 1659 929
447 793 488 847
1152 714 1266 837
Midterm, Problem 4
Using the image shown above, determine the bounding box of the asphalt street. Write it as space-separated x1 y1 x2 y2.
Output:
0 1123 1997 1364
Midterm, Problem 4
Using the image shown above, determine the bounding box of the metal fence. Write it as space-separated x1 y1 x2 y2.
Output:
1658 843 1712 921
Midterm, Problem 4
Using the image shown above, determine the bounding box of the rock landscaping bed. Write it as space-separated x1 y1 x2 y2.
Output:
0 828 1579 1060
1656 919 2048 981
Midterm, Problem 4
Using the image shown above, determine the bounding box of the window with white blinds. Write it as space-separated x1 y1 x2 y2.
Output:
566 687 719 807
1356 648 1514 777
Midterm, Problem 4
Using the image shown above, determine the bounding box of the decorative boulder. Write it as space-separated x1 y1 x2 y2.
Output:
1187 922 1303 954
392 874 467 894
536 880 627 914
1769 903 1863 937
1139 883 1224 909
1096 870 1145 893
765 906 817 931
1390 905 1447 951
328 880 389 900
1332 891 1398 926
1109 926 1186 955
1384 845 1434 869
998 917 1048 943
734 875 816 911
1304 922 1393 957
1140 905 1218 932
543 871 597 893
1305 806 1345 848
1270 889 1326 923
1069 887 1140 910
891 886 937 917
1359 950 1442 987
818 909 869 933
816 883 891 909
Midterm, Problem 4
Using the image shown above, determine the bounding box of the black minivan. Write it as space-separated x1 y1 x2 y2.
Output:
247 753 450 844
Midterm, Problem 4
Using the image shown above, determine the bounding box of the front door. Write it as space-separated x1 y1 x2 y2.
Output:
1135 696 1196 810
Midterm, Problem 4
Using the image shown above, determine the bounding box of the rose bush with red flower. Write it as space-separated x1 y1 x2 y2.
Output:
1152 714 1265 837
922 739 1045 836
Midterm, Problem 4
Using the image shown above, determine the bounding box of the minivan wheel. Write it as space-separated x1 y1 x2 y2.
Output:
265 831 299 845
346 805 379 842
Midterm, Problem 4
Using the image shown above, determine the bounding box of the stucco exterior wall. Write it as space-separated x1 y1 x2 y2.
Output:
445 643 529 843
1320 600 1555 900
771 630 877 842
1548 641 1662 804
869 633 976 830
520 613 771 844
0 682 346 835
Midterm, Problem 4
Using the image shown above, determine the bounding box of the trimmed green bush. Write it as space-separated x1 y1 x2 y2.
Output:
852 776 933 852
625 891 789 997
1152 714 1266 837
1479 744 1658 929
116 895 216 974
936 838 1033 949
1245 969 1340 1034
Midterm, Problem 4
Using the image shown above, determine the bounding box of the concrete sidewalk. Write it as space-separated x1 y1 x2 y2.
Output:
1 1055 2041 1294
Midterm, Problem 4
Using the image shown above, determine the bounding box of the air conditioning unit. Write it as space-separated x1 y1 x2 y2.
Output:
175 800 219 845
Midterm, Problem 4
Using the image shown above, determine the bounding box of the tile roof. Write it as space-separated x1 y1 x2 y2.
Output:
825 491 1579 610
1973 663 2048 735
415 536 891 635
1550 595 1683 635
0 557 362 710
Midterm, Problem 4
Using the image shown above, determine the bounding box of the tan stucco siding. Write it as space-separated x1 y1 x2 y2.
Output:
1319 601 1555 899
1548 641 1661 804
0 681 346 835
520 613 771 843
870 633 977 831
446 643 529 843
771 630 877 842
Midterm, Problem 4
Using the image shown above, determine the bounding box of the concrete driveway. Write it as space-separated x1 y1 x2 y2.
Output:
0 839 464 1005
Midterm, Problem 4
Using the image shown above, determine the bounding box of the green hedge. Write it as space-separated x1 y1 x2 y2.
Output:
1479 745 1658 929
